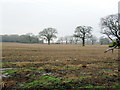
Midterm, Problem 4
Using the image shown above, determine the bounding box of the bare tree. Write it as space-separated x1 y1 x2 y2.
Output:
26 33 34 43
100 14 120 53
100 14 119 40
39 27 58 45
74 37 79 44
74 26 92 46
69 36 74 44
90 35 97 45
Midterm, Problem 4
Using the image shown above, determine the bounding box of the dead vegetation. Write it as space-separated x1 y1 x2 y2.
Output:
1 43 119 89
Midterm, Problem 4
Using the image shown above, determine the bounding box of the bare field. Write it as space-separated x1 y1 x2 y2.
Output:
1 43 120 89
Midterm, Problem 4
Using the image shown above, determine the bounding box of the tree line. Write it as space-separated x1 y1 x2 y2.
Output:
1 31 111 45
1 14 119 46
1 33 43 43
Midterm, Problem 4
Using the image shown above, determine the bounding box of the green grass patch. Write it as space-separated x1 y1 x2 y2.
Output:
79 76 91 80
31 74 36 77
20 80 45 88
85 84 94 88
95 86 106 88
0 62 13 66
101 73 108 76
3 69 20 74
101 74 112 78
40 76 62 84
0 62 11 64
20 76 76 88
103 69 113 72
21 76 62 88
114 83 120 88
1 62 14 68
28 67 37 70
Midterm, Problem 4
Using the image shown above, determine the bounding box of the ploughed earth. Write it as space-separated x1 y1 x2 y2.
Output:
1 43 120 89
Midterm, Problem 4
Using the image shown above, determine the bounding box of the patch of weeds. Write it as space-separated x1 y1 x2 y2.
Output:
103 69 113 72
79 76 91 80
21 76 62 88
95 86 106 88
20 76 76 88
101 74 113 78
28 67 37 70
37 67 44 70
1 62 13 67
85 84 94 88
3 69 20 74
101 74 109 77
20 80 44 88
24 67 37 71
114 83 120 88
40 76 62 84
31 74 36 77
64 65 77 70
0 62 12 64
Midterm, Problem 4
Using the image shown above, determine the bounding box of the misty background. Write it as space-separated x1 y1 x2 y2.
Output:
0 0 119 39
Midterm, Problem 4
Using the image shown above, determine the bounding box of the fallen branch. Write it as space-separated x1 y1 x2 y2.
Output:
104 45 117 53
104 39 120 53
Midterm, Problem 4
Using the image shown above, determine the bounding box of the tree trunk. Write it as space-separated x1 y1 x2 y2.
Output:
82 37 85 46
29 36 32 43
66 41 68 44
92 41 94 45
48 39 50 45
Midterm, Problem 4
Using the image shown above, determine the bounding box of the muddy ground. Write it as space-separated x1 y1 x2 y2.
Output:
1 43 120 89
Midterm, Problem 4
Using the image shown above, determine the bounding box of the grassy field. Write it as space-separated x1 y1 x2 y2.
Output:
1 43 120 89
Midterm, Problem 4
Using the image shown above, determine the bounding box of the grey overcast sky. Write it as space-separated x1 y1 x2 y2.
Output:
0 0 119 38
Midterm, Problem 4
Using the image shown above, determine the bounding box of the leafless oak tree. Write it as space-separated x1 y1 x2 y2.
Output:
100 14 120 53
101 14 119 40
74 26 92 46
39 27 58 45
